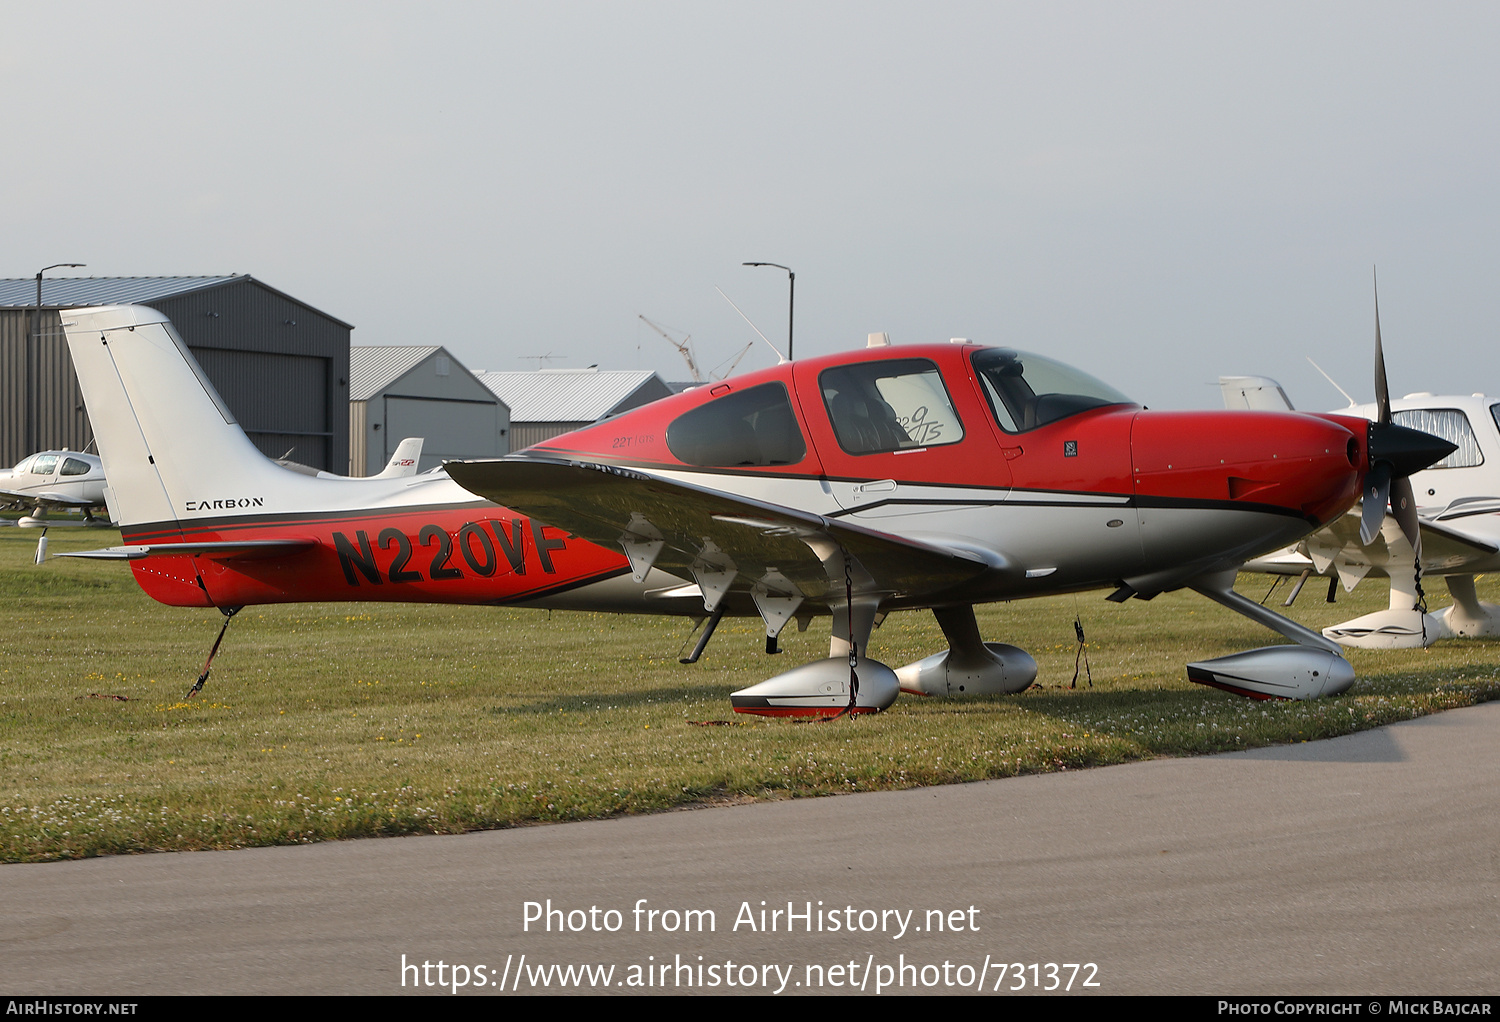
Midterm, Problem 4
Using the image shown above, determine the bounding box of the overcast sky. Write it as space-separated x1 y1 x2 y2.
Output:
7 1 1499 410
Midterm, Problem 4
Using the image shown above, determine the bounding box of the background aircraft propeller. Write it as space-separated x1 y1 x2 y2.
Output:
1359 272 1456 556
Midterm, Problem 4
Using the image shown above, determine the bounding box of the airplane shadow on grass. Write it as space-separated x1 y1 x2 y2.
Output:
485 681 748 716
894 660 1500 766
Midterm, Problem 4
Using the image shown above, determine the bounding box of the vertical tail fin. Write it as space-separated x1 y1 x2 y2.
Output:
60 305 283 529
374 437 425 479
1219 375 1294 412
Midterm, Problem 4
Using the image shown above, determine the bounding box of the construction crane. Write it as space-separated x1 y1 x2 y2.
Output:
710 342 754 380
638 315 704 383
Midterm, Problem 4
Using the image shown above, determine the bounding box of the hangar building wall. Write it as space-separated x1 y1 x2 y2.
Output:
0 275 351 472
349 346 508 476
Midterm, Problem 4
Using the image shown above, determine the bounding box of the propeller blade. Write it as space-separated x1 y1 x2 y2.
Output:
1373 269 1392 426
1356 271 1453 554
1360 460 1392 546
1390 475 1422 561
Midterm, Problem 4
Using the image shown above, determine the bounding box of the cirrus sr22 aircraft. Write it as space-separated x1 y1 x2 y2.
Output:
55 304 1452 713
0 448 110 563
1224 376 1500 650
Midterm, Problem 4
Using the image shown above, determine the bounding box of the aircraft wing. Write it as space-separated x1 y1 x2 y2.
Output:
446 458 995 608
0 488 99 509
1266 507 1500 580
1417 516 1500 569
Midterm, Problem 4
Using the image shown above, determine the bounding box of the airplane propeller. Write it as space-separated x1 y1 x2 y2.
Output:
1358 273 1456 554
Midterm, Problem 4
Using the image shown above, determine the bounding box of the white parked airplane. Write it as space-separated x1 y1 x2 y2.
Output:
0 449 111 562
1223 376 1500 648
274 437 427 480
1 449 108 519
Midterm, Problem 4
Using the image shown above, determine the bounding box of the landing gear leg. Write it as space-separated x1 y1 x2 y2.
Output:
1184 570 1353 699
187 606 243 698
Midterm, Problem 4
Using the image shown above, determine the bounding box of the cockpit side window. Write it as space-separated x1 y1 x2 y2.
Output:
29 455 59 476
819 359 964 455
971 348 1131 434
665 382 807 467
1394 409 1483 469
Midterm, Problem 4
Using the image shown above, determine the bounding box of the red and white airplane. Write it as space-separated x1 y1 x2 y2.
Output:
58 305 1451 710
55 305 693 693
449 320 1451 711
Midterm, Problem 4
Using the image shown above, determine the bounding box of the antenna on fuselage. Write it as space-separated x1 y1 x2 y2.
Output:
714 287 788 364
1307 356 1358 409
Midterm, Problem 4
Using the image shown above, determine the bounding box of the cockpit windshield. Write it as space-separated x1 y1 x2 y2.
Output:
971 348 1132 433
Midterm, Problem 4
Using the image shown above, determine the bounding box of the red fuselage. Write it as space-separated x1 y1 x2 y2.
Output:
124 342 1369 612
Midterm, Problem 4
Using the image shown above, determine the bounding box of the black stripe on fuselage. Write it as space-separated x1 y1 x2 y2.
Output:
824 491 1319 524
120 500 502 543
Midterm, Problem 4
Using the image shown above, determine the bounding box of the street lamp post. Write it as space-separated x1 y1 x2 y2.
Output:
742 261 794 361
29 263 86 454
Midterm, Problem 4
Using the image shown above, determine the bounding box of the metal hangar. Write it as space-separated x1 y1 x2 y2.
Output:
348 345 508 475
0 275 351 471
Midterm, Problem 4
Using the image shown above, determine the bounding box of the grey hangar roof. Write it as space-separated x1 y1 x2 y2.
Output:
474 368 670 423
0 274 352 329
350 345 447 402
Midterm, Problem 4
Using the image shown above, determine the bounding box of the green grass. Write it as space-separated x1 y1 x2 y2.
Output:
2 528 1498 862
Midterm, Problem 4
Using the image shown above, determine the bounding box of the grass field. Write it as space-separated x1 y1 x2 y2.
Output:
3 526 1498 863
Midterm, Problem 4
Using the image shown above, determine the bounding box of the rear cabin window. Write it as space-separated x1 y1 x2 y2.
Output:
819 359 964 455
61 458 92 476
665 382 807 467
1394 409 1484 469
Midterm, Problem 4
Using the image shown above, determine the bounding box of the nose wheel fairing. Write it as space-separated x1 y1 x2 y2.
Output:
1186 646 1355 700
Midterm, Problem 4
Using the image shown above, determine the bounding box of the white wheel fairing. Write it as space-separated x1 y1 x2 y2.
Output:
1187 646 1355 700
731 658 900 716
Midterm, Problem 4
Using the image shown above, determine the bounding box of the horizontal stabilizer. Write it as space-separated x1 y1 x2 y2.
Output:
56 539 319 561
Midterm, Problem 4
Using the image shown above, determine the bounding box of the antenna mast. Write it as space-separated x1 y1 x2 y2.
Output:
516 353 566 369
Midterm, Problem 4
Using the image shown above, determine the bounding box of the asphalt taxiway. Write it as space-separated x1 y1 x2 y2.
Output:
5 701 1498 995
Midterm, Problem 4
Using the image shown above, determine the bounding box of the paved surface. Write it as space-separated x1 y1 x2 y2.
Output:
5 702 1499 995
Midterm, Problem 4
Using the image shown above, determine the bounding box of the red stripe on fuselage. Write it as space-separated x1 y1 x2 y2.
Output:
123 507 632 608
731 705 884 717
